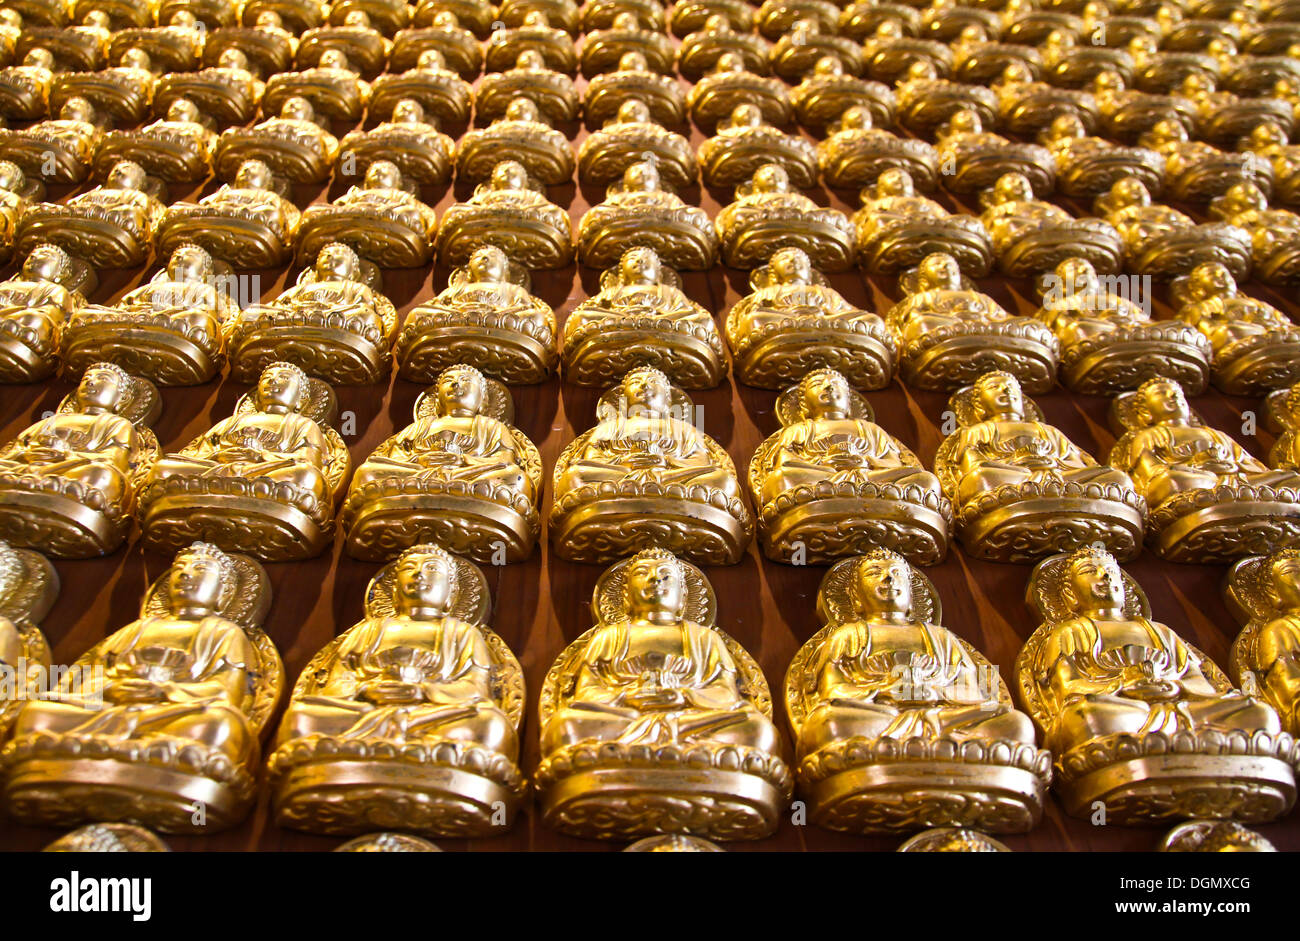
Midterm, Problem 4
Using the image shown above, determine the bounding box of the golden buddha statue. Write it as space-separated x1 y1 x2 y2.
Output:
1224 549 1300 737
580 0 662 33
63 244 232 386
1039 28 1133 89
268 544 527 835
1174 262 1300 394
263 49 369 121
94 97 216 183
397 245 556 384
0 540 58 741
0 47 54 120
854 168 993 275
1035 256 1211 394
952 24 1042 87
14 17 110 72
919 0 1000 43
152 48 264 127
839 2 920 43
484 11 577 74
887 253 1060 392
436 159 573 270
1129 34 1221 94
578 158 718 271
0 158 43 260
296 10 390 79
108 12 206 74
687 52 792 131
897 829 1011 852
676 14 770 81
698 103 817 189
1139 118 1272 203
139 362 350 560
561 246 724 389
790 54 895 131
770 17 862 81
581 10 673 78
749 371 948 563
296 160 436 269
816 105 940 192
475 49 577 124
391 11 481 77
1243 19 1300 55
1240 122 1300 208
785 550 1048 831
1094 177 1252 279
241 0 326 33
456 96 573 186
338 100 453 188
0 94 101 185
369 49 472 125
994 61 1100 139
935 109 1057 196
726 251 896 390
861 19 953 85
934 371 1145 561
1017 546 1297 823
342 365 541 563
226 243 397 385
1221 45 1300 97
1205 181 1300 285
0 361 159 557
0 242 91 383
896 59 997 137
502 0 579 34
715 164 854 272
43 823 170 852
1179 73 1293 148
535 548 790 839
552 367 752 564
674 0 752 36
979 171 1125 277
583 50 685 128
758 0 837 39
1039 112 1166 199
1090 69 1196 144
16 159 164 268
1 542 285 832
578 99 695 189
156 158 300 269
213 96 340 184
203 11 296 77
1159 820 1278 852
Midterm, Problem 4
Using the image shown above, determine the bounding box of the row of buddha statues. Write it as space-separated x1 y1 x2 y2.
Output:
2 530 1298 842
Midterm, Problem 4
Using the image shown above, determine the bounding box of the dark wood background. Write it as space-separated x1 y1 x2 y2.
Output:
2 30 1299 852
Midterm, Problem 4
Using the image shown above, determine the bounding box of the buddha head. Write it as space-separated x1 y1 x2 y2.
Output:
618 246 663 286
1061 546 1127 617
105 160 147 192
168 10 199 29
1216 180 1268 215
900 829 1008 852
1206 37 1236 59
490 159 530 190
431 11 460 28
59 96 97 124
1266 548 1300 613
769 247 813 286
318 49 355 73
364 160 403 190
468 245 510 282
615 98 651 124
972 370 1026 421
418 49 448 70
1191 822 1278 853
82 10 112 28
942 109 982 137
1248 121 1288 150
874 19 904 39
999 62 1034 86
623 548 688 623
75 363 130 415
393 544 458 617
750 163 791 194
992 172 1035 205
391 97 428 125
255 10 285 29
1090 70 1125 94
1179 73 1215 97
1046 29 1076 52
343 10 371 28
167 243 214 283
1185 261 1237 301
726 102 763 129
165 97 201 124
1046 113 1087 142
316 242 362 282
917 252 962 291
703 14 731 33
958 25 988 44
905 60 937 82
812 55 844 78
21 244 70 284
1134 376 1192 426
216 48 250 72
798 368 853 421
838 106 873 132
1143 118 1189 147
714 52 745 74
622 157 661 192
255 361 310 414
514 49 543 70
1108 176 1152 209
280 96 317 122
43 824 139 853
849 549 913 621
434 364 488 417
618 51 647 72
168 542 237 618
621 366 674 419
1052 257 1100 298
120 48 153 71
504 96 541 123
521 10 549 28
234 159 274 190
0 159 24 194
873 167 914 200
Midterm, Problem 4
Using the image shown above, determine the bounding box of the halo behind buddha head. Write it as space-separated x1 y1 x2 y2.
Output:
58 362 161 428
776 368 875 425
592 548 717 628
414 364 515 424
364 543 490 625
142 543 271 632
817 550 940 626
1026 548 1150 624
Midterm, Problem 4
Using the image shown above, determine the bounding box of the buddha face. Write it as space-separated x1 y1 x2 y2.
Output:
1055 258 1099 296
281 97 316 122
974 373 1025 420
800 370 852 419
121 48 152 70
994 172 1034 204
235 159 273 190
22 244 68 283
169 552 226 616
619 247 661 286
168 245 212 283
343 10 369 27
317 243 361 282
1223 181 1267 212
1269 554 1300 611
704 14 730 32
431 11 459 28
1181 73 1213 96
1046 30 1075 50
418 49 447 70
1149 119 1188 144
617 99 651 124
436 368 486 416
918 253 961 291
469 246 508 282
613 12 640 30
1092 70 1124 93
505 97 540 122
813 56 843 77
752 164 789 193
167 98 200 124
365 160 402 189
906 60 937 82
522 11 547 26
256 11 283 28
729 103 762 128
839 106 872 132
394 551 457 616
76 366 126 413
1251 122 1288 148
946 110 980 135
623 369 672 417
1111 177 1151 208
492 160 528 190
875 168 913 198
319 50 352 72
60 96 96 124
623 160 659 192
0 160 23 193
1189 262 1236 300
625 556 685 620
1001 62 1032 85
770 248 812 285
170 11 198 28
23 48 53 70
619 51 647 72
851 555 913 618
1137 378 1190 424
217 48 249 71
1066 552 1126 614
256 364 307 412
715 52 744 73
515 49 543 69
959 25 987 44
875 19 904 39
1049 114 1086 141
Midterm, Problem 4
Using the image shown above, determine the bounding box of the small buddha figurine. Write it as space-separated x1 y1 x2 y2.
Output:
1128 34 1221 94
336 99 452 187
1180 73 1294 148
226 244 398 385
1039 112 1166 198
16 159 164 268
551 367 753 564
676 14 770 81
456 96 573 185
436 159 573 269
241 0 326 34
342 365 541 563
726 249 896 390
578 98 695 189
0 47 55 120
63 244 231 386
501 0 579 34
934 371 1145 561
0 539 58 740
0 158 42 260
979 171 1124 277
51 48 152 125
580 10 673 78
1206 181 1300 285
716 163 855 272
687 52 792 131
1093 177 1252 279
1091 69 1196 144
584 50 686 128
14 17 110 72
817 106 940 192
1139 118 1272 203
886 253 1060 393
895 59 997 137
918 0 1000 43
108 12 206 74
757 0 837 39
140 362 350 560
296 10 391 78
994 60 1101 139
326 0 411 34
700 104 816 190
295 160 436 269
94 97 216 183
578 158 719 271
1173 262 1300 394
263 48 370 121
1240 121 1300 208
42 823 170 852
749 371 948 563
897 829 1011 852
561 246 725 389
861 19 953 86
1 542 284 832
1017 546 1296 823
1042 29 1136 89
1035 256 1212 394
369 49 472 124
213 96 340 184
535 548 790 839
397 245 556 384
391 11 482 77
203 11 296 77
854 167 993 275
770 17 862 82
1159 820 1278 852
790 54 895 132
0 242 90 383
476 49 576 124
0 362 159 557
1224 549 1300 737
838 1 922 43
268 544 527 836
0 94 101 184
1242 19 1300 56
952 23 1042 87
1220 45 1300 97
1003 0 1085 47
935 109 1057 196
151 48 264 127
785 550 1048 832
156 159 299 269
483 11 577 74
